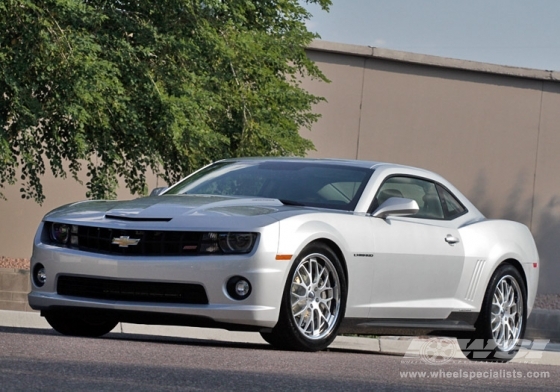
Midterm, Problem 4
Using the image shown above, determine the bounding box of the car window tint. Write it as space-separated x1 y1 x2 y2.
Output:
437 185 467 219
317 182 362 203
373 177 445 219
187 169 267 197
165 161 374 211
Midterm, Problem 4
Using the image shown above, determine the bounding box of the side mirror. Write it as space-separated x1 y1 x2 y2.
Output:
149 187 168 197
372 197 419 219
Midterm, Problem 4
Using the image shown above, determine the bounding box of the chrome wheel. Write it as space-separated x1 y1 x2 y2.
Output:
490 275 523 352
290 253 341 340
462 264 526 362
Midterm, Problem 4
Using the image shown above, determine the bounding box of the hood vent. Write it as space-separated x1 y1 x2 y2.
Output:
105 214 172 222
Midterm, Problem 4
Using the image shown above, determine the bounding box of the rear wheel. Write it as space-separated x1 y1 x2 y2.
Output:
461 264 526 362
260 243 347 351
44 311 118 337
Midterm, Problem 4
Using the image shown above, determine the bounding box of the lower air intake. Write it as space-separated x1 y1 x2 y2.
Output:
57 276 209 305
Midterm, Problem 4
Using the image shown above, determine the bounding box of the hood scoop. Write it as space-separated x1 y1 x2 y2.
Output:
105 214 172 222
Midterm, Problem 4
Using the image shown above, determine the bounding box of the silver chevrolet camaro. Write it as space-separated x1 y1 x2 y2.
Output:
28 158 539 361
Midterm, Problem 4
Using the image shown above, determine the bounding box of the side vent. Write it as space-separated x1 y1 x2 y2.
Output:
465 259 486 302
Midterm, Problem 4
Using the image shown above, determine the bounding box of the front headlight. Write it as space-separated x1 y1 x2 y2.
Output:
50 223 70 244
219 233 256 253
200 232 257 254
48 223 79 247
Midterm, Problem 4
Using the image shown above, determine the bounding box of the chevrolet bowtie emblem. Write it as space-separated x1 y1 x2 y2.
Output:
112 236 140 248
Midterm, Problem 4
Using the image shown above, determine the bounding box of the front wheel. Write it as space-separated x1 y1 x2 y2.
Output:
261 243 347 351
44 311 118 338
460 264 526 362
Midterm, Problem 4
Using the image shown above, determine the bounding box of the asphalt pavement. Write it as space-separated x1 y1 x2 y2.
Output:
1 309 559 366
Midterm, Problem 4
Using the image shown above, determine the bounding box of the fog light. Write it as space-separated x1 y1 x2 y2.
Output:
33 264 46 287
235 280 250 297
226 276 252 300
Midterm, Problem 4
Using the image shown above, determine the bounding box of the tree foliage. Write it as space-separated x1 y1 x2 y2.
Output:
0 0 330 202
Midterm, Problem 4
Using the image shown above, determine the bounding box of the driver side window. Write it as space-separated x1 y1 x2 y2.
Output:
372 176 445 219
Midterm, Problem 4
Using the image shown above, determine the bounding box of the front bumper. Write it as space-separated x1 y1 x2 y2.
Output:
28 223 288 330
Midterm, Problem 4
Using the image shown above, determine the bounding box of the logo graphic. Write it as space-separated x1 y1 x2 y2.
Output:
401 337 459 365
112 236 140 247
402 338 550 365
419 338 458 365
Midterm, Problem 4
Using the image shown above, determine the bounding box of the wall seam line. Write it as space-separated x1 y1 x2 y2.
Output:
355 57 367 159
529 81 545 233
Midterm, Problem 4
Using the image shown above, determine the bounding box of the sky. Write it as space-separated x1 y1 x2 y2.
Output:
302 0 560 71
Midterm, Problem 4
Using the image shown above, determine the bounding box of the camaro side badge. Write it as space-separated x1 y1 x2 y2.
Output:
112 236 140 247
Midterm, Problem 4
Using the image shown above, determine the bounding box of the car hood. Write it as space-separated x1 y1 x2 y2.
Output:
43 195 314 230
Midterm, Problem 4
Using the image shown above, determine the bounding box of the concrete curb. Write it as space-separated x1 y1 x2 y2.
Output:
1 310 560 366
525 309 560 341
0 268 33 312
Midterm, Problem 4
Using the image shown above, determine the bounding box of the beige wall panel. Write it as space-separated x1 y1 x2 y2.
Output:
532 82 560 294
300 51 365 159
2 43 558 295
357 60 542 226
0 168 162 259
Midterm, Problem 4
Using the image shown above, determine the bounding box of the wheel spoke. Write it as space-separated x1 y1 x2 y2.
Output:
291 281 308 294
316 265 328 288
291 300 306 314
295 270 306 287
304 267 311 285
506 284 515 307
318 309 330 331
509 303 517 317
496 283 504 304
319 286 334 299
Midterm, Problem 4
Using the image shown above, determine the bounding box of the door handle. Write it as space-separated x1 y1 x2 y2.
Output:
445 235 460 245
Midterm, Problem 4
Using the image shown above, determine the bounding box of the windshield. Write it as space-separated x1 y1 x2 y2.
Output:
164 161 374 211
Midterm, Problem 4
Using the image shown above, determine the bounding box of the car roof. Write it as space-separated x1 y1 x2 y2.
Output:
219 157 414 171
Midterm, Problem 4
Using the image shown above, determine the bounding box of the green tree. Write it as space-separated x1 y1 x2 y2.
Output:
0 0 330 203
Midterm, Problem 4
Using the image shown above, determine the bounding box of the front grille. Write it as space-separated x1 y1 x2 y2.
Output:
57 276 209 304
48 223 204 256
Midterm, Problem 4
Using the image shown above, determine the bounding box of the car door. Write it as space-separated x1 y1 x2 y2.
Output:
366 176 466 319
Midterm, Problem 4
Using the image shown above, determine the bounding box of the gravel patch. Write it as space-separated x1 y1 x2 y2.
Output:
534 294 560 311
0 256 30 270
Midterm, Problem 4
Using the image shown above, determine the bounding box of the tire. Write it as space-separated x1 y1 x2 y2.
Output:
259 330 284 347
261 243 347 351
460 264 527 362
44 311 118 338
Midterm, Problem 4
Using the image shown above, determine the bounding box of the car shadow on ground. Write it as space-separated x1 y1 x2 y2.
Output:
0 325 380 356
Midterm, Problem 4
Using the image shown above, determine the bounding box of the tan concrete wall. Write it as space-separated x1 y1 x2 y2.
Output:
302 51 365 159
532 83 560 293
1 41 560 294
303 44 559 294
